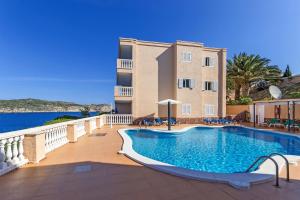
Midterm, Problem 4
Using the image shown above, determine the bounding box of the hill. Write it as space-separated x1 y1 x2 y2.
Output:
0 98 111 113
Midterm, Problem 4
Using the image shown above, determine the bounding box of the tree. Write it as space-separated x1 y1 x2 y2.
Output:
283 65 292 77
80 106 90 117
227 52 282 99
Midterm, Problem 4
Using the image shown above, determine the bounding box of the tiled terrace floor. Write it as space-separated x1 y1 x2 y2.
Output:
1 125 300 200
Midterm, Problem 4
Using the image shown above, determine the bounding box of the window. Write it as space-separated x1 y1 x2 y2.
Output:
203 81 217 91
205 57 211 66
205 81 213 90
203 57 214 67
182 52 192 62
178 79 195 89
183 79 190 88
205 104 215 115
182 104 191 115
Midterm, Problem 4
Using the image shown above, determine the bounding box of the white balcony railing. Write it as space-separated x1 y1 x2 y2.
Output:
0 132 28 176
118 59 133 70
0 114 133 176
115 86 133 97
44 124 69 153
104 114 133 125
74 120 86 139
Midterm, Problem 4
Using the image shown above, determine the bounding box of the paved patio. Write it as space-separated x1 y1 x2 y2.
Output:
1 125 300 200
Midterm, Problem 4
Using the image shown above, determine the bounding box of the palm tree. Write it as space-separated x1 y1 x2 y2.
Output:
227 53 281 99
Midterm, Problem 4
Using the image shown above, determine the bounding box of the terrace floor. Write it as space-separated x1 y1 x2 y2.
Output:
1 125 300 200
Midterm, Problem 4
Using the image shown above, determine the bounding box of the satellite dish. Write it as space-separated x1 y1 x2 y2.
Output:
269 85 282 99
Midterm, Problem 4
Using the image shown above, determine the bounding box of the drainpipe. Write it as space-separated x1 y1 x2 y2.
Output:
253 103 256 127
293 101 296 132
168 101 171 131
287 101 291 132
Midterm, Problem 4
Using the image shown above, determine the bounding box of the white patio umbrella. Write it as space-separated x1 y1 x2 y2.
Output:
157 99 181 130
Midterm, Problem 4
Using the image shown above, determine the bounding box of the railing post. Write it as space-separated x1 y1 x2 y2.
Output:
23 132 46 163
6 138 13 165
18 135 25 161
12 136 20 164
96 116 100 128
0 139 7 169
85 120 91 134
67 124 77 143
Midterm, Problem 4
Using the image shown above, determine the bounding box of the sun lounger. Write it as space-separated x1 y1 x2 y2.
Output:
143 119 154 126
154 118 163 126
268 118 284 128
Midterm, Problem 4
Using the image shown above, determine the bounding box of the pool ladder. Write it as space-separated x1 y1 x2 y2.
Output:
245 153 290 187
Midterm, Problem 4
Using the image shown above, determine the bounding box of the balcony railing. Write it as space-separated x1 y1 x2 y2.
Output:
104 114 133 125
115 86 133 97
117 59 133 70
0 114 133 176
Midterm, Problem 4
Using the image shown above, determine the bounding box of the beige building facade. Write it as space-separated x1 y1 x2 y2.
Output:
114 38 227 122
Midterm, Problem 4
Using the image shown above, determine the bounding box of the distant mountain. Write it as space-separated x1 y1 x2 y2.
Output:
249 75 300 100
0 98 111 113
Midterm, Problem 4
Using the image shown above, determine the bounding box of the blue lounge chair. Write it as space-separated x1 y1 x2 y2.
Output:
170 118 177 125
143 119 154 126
154 118 163 125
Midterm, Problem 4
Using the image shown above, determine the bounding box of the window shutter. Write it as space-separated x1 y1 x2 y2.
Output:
178 79 183 88
190 79 195 89
188 104 191 115
202 57 205 67
209 57 213 66
202 81 206 91
213 81 218 91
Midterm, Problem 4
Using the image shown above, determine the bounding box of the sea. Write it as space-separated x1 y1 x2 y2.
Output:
0 112 97 133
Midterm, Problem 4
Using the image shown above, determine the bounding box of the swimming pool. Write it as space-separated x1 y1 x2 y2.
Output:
119 126 300 188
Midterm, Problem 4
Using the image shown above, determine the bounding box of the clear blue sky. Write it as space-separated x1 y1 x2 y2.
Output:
0 0 299 104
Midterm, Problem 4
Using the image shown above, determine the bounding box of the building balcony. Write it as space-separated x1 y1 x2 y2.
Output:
117 59 133 72
114 86 133 101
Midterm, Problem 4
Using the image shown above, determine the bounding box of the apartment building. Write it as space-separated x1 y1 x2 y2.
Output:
114 38 226 122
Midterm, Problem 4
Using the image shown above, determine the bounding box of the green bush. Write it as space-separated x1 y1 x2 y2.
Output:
227 97 253 105
287 92 300 98
44 115 80 125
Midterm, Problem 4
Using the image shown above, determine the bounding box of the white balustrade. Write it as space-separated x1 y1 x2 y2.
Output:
44 124 68 153
90 118 97 131
0 114 134 176
104 114 133 125
0 134 28 176
74 121 86 138
116 86 133 97
118 59 133 69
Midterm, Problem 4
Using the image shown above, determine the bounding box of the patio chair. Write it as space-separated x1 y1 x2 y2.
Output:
170 118 177 126
143 119 154 126
268 118 284 128
284 120 300 130
203 118 211 124
154 118 163 126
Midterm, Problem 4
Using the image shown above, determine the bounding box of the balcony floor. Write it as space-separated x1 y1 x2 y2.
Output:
1 125 300 200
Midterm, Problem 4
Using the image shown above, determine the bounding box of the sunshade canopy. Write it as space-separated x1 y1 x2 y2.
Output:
157 99 181 105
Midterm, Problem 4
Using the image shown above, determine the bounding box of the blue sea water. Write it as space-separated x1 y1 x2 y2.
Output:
0 112 97 133
126 127 300 173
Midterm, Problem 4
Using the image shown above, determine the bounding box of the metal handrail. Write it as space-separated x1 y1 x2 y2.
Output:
269 153 290 181
245 156 279 187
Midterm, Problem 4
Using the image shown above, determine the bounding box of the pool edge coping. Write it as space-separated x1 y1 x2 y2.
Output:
118 125 300 189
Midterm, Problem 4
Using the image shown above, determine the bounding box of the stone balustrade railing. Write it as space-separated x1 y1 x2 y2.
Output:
0 132 28 176
0 114 133 176
104 114 133 124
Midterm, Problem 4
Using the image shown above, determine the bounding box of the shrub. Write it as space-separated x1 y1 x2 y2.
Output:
287 92 300 98
44 115 80 125
227 97 253 105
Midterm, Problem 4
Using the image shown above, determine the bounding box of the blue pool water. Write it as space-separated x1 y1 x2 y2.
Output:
0 112 97 133
126 127 300 173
